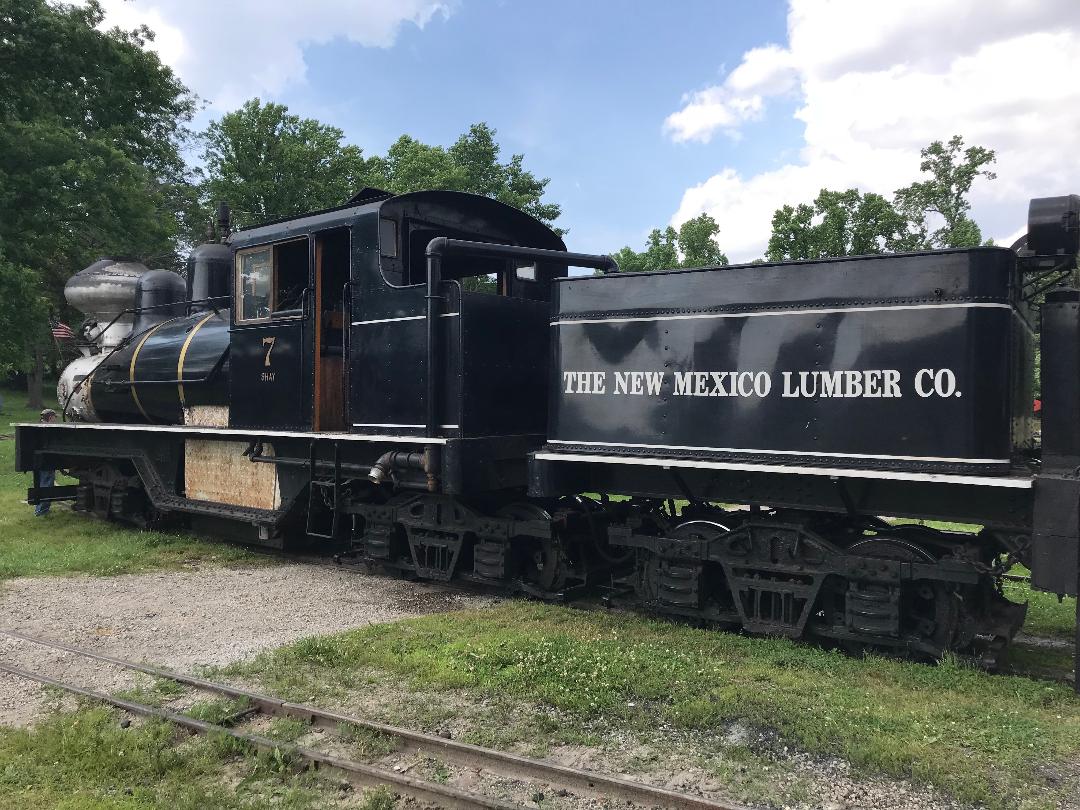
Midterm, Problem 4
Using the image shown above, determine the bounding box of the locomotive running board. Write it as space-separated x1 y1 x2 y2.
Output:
12 422 447 445
533 451 1035 488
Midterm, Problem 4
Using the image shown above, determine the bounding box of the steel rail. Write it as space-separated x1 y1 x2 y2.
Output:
1 629 750 810
0 659 520 810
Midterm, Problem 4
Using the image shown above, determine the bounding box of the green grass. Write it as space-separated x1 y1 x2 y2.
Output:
0 386 259 581
223 602 1080 810
1006 644 1076 675
1006 570 1078 641
357 786 397 810
887 517 983 533
336 723 397 760
0 703 339 809
184 697 253 726
113 678 188 709
266 716 310 743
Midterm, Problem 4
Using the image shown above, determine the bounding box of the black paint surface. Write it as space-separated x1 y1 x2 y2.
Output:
548 249 1034 474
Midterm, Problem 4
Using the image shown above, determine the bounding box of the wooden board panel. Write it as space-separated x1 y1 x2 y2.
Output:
184 439 280 509
318 355 344 431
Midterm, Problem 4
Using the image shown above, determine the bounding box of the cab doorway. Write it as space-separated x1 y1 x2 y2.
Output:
313 229 349 431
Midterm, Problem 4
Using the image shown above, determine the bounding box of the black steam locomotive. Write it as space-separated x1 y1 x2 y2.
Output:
16 188 1080 674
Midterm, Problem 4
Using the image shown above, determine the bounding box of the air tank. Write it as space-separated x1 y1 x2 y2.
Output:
64 258 149 347
87 308 231 424
187 242 232 311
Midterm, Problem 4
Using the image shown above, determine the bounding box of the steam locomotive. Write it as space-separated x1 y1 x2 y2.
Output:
15 188 1080 674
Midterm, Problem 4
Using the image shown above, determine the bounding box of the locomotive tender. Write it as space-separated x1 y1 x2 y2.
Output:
15 188 1080 675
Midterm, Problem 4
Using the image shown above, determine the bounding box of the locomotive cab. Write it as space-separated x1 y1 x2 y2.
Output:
225 190 569 446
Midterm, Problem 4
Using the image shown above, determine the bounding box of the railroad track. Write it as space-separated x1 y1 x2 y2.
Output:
0 628 749 810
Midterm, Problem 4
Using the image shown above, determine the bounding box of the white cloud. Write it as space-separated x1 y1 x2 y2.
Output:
94 0 452 110
664 45 796 143
668 0 1080 262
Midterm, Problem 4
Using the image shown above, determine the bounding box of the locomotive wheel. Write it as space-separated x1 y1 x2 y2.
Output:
846 536 961 653
497 502 568 593
557 494 631 566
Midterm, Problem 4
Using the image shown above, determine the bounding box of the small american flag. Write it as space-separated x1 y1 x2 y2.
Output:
50 321 75 340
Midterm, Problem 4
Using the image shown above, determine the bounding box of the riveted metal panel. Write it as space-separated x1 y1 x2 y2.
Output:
548 249 1029 475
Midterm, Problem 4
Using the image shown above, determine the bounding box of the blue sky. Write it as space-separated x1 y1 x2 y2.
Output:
100 0 1080 261
289 0 791 253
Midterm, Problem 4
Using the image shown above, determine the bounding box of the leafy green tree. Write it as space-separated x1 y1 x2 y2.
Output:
199 113 562 233
893 135 996 249
766 136 997 262
613 214 728 272
0 252 48 375
0 0 195 404
613 227 678 273
199 99 379 228
677 213 730 267
767 189 909 262
370 123 561 227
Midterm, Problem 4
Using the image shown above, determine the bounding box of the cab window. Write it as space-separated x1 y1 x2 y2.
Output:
235 239 309 323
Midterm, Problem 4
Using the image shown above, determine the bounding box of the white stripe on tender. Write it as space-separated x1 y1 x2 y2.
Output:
351 313 460 326
533 451 1033 489
544 438 1008 465
551 301 1013 327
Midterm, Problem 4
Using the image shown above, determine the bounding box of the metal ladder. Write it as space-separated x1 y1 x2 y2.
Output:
305 437 342 540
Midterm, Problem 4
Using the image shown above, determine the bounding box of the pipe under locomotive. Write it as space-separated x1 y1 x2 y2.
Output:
15 189 1080 684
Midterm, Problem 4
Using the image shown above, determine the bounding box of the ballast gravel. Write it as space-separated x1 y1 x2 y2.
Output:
0 562 497 727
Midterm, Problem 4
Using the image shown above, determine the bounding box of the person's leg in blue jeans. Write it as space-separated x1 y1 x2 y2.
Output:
34 469 55 516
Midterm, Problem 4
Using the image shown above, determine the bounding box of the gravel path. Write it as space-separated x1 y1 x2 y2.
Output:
0 562 497 727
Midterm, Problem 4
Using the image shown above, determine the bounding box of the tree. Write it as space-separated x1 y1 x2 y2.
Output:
199 114 562 233
678 213 730 266
199 99 379 228
613 214 728 272
0 252 48 375
765 136 997 262
613 227 678 273
0 0 196 403
893 135 996 249
767 189 909 262
369 123 561 227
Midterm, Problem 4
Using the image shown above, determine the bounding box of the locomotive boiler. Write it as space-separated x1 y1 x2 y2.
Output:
57 247 231 424
15 188 1080 684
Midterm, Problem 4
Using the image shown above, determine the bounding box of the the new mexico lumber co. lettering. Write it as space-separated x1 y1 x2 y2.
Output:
561 368 962 399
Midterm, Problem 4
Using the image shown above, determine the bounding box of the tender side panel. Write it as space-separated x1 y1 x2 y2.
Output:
548 249 1023 475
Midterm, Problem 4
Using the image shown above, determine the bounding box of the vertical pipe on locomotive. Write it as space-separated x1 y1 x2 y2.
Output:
424 240 445 492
